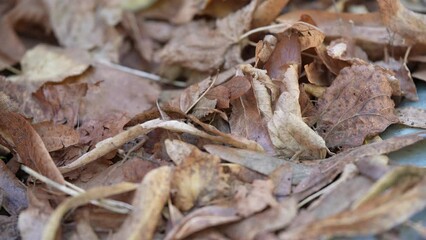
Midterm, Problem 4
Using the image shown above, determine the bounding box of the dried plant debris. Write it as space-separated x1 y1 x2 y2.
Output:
2 0 426 239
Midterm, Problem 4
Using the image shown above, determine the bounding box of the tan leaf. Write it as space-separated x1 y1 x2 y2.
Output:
33 121 80 152
158 0 257 71
316 64 399 149
377 0 426 45
7 45 90 92
113 166 172 240
396 107 426 129
252 0 290 27
170 141 227 211
268 65 327 159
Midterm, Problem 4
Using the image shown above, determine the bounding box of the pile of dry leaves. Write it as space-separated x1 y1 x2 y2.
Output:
1 0 426 239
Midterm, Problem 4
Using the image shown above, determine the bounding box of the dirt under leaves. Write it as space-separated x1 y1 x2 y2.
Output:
1 0 426 239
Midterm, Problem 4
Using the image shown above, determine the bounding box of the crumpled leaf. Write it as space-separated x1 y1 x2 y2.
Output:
158 0 257 71
267 64 327 159
113 166 171 240
168 140 228 211
316 64 399 149
396 107 426 129
377 0 426 45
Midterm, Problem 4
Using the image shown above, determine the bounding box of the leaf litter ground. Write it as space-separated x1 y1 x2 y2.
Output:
1 0 426 239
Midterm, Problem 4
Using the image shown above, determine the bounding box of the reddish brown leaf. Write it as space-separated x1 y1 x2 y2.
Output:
0 94 65 184
396 107 426 129
33 121 80 152
316 64 399 149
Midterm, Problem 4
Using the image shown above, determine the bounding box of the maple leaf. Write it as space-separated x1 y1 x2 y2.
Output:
316 64 399 149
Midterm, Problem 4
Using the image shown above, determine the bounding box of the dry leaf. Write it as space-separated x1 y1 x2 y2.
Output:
113 166 171 240
6 45 90 92
234 179 278 217
0 93 65 184
377 0 426 45
396 107 426 129
252 0 290 27
165 206 241 240
43 182 137 240
33 121 80 152
268 65 327 159
158 0 257 71
281 175 426 239
170 141 227 211
204 145 313 184
222 198 297 240
0 216 19 240
42 0 122 61
316 64 399 149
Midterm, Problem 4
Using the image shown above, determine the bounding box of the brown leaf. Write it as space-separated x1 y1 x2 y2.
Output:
165 206 241 240
158 0 257 71
316 64 399 149
33 121 80 152
222 198 297 240
377 0 426 45
396 107 426 129
169 140 227 211
0 93 65 184
252 0 290 27
113 167 172 240
229 88 275 154
42 0 122 61
376 57 418 101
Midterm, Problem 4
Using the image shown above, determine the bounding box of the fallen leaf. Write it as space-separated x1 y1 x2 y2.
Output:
396 107 426 129
222 198 297 240
158 0 257 71
113 166 172 240
267 64 327 159
169 140 227 211
252 0 290 27
165 206 241 240
43 182 137 240
316 64 399 149
281 173 426 239
377 0 426 45
233 179 278 217
0 93 65 184
6 45 90 92
42 0 123 61
33 121 80 152
204 145 314 185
